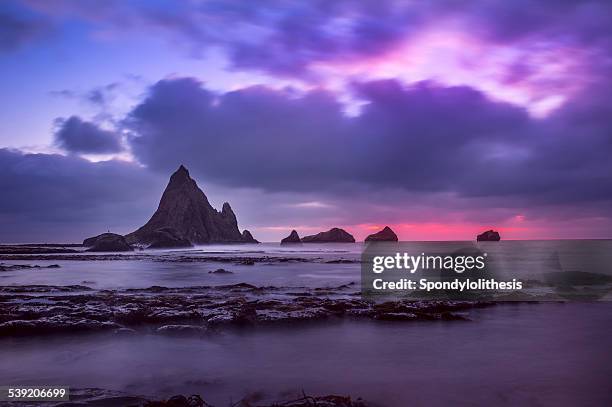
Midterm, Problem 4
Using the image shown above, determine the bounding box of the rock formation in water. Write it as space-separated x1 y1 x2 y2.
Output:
365 226 398 242
83 233 133 252
301 227 355 243
124 165 258 247
476 230 501 241
281 230 302 244
241 230 259 243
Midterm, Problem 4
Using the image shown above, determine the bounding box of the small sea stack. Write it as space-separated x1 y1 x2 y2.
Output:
241 230 259 243
477 230 501 241
365 226 398 242
281 230 302 244
301 228 355 243
83 233 133 252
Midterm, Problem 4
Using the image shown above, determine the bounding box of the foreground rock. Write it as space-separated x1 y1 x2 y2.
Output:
143 393 367 407
84 233 133 252
0 263 60 271
302 228 355 243
2 388 368 407
477 230 501 241
365 226 398 242
125 165 258 246
281 230 302 244
0 283 487 337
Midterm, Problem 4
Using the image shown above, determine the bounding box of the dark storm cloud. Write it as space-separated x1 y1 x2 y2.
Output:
54 116 123 154
126 77 612 211
0 148 163 242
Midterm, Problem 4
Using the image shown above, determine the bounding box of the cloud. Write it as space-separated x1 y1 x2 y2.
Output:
54 116 123 154
16 1 612 78
0 7 50 52
0 148 164 242
125 77 612 225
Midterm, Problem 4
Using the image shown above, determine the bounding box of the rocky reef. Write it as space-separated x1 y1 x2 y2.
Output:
301 228 355 243
364 226 398 242
141 392 367 407
281 230 301 244
0 283 489 337
3 388 368 407
477 230 501 241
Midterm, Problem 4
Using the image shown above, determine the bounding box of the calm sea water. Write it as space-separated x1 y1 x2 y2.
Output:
2 240 612 290
1 241 611 406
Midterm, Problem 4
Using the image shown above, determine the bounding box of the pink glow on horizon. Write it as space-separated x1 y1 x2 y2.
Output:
252 214 612 242
310 26 586 117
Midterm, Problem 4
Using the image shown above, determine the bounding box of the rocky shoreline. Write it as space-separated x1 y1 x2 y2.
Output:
0 282 491 337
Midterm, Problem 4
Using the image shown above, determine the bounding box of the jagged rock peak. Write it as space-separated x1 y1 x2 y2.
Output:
124 165 257 246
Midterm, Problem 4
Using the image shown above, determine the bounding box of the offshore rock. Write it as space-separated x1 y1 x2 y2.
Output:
241 229 259 243
302 228 355 243
125 165 257 245
476 230 501 241
84 233 133 252
365 226 398 242
281 230 301 244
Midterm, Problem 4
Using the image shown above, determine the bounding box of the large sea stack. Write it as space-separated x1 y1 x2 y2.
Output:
301 228 355 243
124 165 257 246
476 230 501 241
365 226 398 242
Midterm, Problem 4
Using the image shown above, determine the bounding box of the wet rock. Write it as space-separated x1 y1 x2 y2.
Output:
0 284 493 337
0 317 120 336
365 226 398 242
281 230 302 244
476 230 501 241
147 227 193 249
301 228 355 243
156 325 207 336
209 268 233 274
85 233 133 252
0 263 61 271
114 327 137 335
0 245 77 255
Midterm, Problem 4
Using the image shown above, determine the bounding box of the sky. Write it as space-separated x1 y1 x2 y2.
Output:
1 0 612 243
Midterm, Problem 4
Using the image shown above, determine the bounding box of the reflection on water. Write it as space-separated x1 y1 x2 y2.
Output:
1 303 611 406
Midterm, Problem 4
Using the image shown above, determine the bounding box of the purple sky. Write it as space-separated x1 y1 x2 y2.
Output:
1 0 612 242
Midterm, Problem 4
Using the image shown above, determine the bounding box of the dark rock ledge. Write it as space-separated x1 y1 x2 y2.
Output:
0 283 491 336
3 387 368 406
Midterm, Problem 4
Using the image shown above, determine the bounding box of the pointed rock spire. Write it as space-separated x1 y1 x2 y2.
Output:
124 165 258 246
